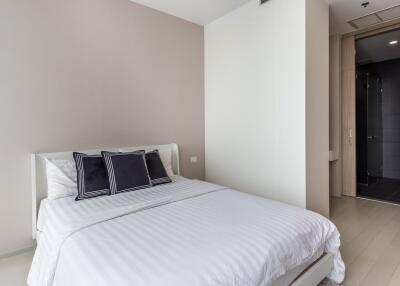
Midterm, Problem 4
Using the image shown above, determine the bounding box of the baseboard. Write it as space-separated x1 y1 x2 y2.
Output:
0 245 36 260
357 196 400 207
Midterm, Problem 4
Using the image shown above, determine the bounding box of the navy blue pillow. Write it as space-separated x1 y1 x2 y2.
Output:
146 150 172 185
73 153 110 201
102 151 152 195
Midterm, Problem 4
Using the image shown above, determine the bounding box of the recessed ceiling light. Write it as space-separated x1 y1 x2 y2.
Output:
389 40 399 45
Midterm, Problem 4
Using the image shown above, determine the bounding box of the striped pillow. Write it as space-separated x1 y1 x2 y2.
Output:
102 151 152 195
73 153 110 201
146 150 172 185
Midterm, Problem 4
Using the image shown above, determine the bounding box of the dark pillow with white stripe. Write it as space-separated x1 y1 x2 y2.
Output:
146 150 172 185
73 153 110 201
102 151 152 195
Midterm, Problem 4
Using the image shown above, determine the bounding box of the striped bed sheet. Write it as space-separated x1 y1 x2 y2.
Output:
28 176 345 286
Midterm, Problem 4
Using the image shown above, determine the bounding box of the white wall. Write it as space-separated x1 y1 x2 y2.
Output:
205 0 330 216
306 0 330 217
0 0 204 256
205 0 307 208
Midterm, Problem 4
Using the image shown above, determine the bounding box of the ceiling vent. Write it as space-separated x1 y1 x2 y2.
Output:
348 4 400 29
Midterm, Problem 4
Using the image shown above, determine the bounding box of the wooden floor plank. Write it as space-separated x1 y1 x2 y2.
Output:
388 264 400 286
333 196 400 286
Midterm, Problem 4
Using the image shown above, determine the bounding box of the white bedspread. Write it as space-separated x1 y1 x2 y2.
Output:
28 177 345 286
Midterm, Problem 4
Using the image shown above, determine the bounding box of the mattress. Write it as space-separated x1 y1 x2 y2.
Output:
29 177 345 286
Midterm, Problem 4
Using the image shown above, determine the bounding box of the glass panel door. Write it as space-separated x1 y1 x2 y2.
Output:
366 73 383 183
356 72 368 185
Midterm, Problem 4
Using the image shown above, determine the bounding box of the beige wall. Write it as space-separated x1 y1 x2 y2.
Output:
0 0 204 255
329 35 342 197
305 0 330 217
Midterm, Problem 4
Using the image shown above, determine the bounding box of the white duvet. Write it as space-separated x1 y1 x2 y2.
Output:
28 177 345 286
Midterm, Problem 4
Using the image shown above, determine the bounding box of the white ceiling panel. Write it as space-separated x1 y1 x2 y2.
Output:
349 14 381 29
129 0 251 25
377 5 400 21
330 0 400 35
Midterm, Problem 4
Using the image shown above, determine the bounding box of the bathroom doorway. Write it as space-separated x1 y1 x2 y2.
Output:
356 29 400 203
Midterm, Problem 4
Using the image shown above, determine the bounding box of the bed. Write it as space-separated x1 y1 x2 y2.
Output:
28 143 345 286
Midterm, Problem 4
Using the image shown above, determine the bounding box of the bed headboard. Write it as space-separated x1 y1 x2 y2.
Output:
31 143 180 239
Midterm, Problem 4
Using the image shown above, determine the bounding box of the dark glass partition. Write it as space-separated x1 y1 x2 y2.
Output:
356 72 383 186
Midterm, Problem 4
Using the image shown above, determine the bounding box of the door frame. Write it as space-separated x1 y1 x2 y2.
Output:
341 19 400 197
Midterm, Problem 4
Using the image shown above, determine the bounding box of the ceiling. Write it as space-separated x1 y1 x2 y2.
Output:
128 0 400 31
357 29 400 64
129 0 251 25
329 0 400 35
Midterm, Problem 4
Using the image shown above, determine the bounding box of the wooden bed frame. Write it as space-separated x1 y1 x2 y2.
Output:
31 143 335 286
292 253 335 286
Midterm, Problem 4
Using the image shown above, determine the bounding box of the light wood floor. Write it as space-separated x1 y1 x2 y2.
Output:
0 250 34 286
1 196 400 286
331 196 400 286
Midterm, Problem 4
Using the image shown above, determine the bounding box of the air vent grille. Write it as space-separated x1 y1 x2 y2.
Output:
348 4 400 29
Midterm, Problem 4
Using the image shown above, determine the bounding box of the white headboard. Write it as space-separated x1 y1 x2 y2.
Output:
31 143 180 239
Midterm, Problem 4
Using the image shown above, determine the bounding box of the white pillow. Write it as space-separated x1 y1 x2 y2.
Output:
45 158 78 200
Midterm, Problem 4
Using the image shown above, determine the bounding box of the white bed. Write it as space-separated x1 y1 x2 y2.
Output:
28 144 345 286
